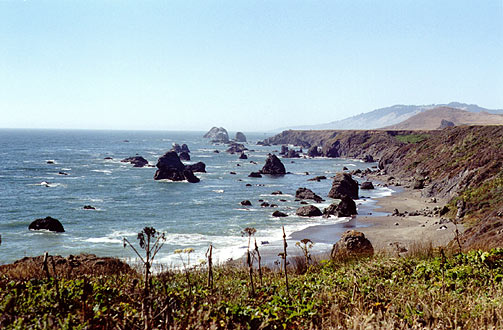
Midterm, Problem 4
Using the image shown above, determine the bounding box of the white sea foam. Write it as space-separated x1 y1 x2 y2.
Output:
212 189 224 193
84 237 123 244
91 169 113 174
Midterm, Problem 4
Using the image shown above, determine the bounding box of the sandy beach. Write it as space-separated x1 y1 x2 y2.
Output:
289 185 461 258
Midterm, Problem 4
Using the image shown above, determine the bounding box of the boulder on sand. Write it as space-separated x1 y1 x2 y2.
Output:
331 230 374 258
296 205 322 217
260 154 286 175
154 151 200 183
29 216 65 232
328 173 359 199
336 195 358 217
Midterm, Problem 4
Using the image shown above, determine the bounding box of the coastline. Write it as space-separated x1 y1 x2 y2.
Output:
284 184 461 260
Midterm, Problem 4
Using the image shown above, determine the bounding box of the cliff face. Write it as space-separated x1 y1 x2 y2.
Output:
264 126 503 249
264 129 421 160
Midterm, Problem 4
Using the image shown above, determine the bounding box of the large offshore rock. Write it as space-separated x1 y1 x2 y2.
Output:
154 151 200 183
260 154 286 175
336 195 358 217
235 132 247 142
203 127 229 143
29 216 65 232
121 156 148 167
295 187 323 203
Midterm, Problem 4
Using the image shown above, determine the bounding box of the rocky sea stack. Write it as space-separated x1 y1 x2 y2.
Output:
203 127 229 143
154 151 200 183
121 156 148 168
29 216 65 232
235 132 247 142
260 154 286 175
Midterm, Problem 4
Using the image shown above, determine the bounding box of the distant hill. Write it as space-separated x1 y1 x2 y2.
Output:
278 102 503 131
383 107 503 130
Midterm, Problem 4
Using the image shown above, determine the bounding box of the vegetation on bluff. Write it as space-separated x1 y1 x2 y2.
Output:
1 247 502 329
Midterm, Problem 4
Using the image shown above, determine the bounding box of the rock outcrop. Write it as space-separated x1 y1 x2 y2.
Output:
0 254 132 279
181 144 190 153
154 151 200 183
360 181 375 190
185 162 206 173
203 127 229 143
239 152 248 160
336 196 358 217
331 230 374 258
121 156 148 167
179 151 191 161
29 216 65 232
296 205 322 217
235 132 247 142
227 142 247 154
272 210 288 217
307 146 321 157
249 172 262 178
328 173 359 199
260 154 286 175
295 187 323 203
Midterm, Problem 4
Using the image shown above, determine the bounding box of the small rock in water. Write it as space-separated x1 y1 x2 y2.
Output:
272 211 288 217
83 205 96 210
240 200 252 206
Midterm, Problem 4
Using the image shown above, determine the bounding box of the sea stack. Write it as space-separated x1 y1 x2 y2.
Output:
154 151 200 183
260 154 286 175
203 127 229 143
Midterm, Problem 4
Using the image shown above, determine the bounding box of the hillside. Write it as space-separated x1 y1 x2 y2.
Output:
383 107 503 130
263 126 503 249
277 102 503 131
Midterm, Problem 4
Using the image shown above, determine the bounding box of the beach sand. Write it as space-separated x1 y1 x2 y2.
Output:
239 185 462 267
290 186 461 257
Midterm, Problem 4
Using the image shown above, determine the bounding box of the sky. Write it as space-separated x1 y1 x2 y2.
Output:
0 0 502 132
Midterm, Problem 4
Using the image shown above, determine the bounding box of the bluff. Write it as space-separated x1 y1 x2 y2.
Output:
263 126 503 249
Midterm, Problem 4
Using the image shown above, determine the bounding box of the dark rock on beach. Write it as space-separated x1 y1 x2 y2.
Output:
336 195 358 217
295 187 323 203
121 156 149 167
260 154 286 175
331 230 374 258
296 205 322 217
29 216 65 232
328 173 359 199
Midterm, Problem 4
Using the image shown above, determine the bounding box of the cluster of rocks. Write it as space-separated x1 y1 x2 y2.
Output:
121 156 149 167
391 205 450 218
203 127 248 144
154 151 201 183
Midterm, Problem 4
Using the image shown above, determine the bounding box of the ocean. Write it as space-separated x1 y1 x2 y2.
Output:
0 129 392 267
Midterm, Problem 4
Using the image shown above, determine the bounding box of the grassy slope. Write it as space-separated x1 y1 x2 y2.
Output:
1 248 503 329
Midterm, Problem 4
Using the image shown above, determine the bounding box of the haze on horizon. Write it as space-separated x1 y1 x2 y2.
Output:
1 1 502 132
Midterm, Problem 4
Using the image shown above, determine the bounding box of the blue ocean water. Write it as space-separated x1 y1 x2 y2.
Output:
0 129 391 266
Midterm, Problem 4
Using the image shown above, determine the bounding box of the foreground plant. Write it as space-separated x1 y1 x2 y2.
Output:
123 226 166 330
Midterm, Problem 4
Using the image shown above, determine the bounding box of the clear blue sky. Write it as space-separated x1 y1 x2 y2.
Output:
1 0 502 131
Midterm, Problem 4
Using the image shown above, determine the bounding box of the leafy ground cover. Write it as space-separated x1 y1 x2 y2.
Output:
1 247 502 329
